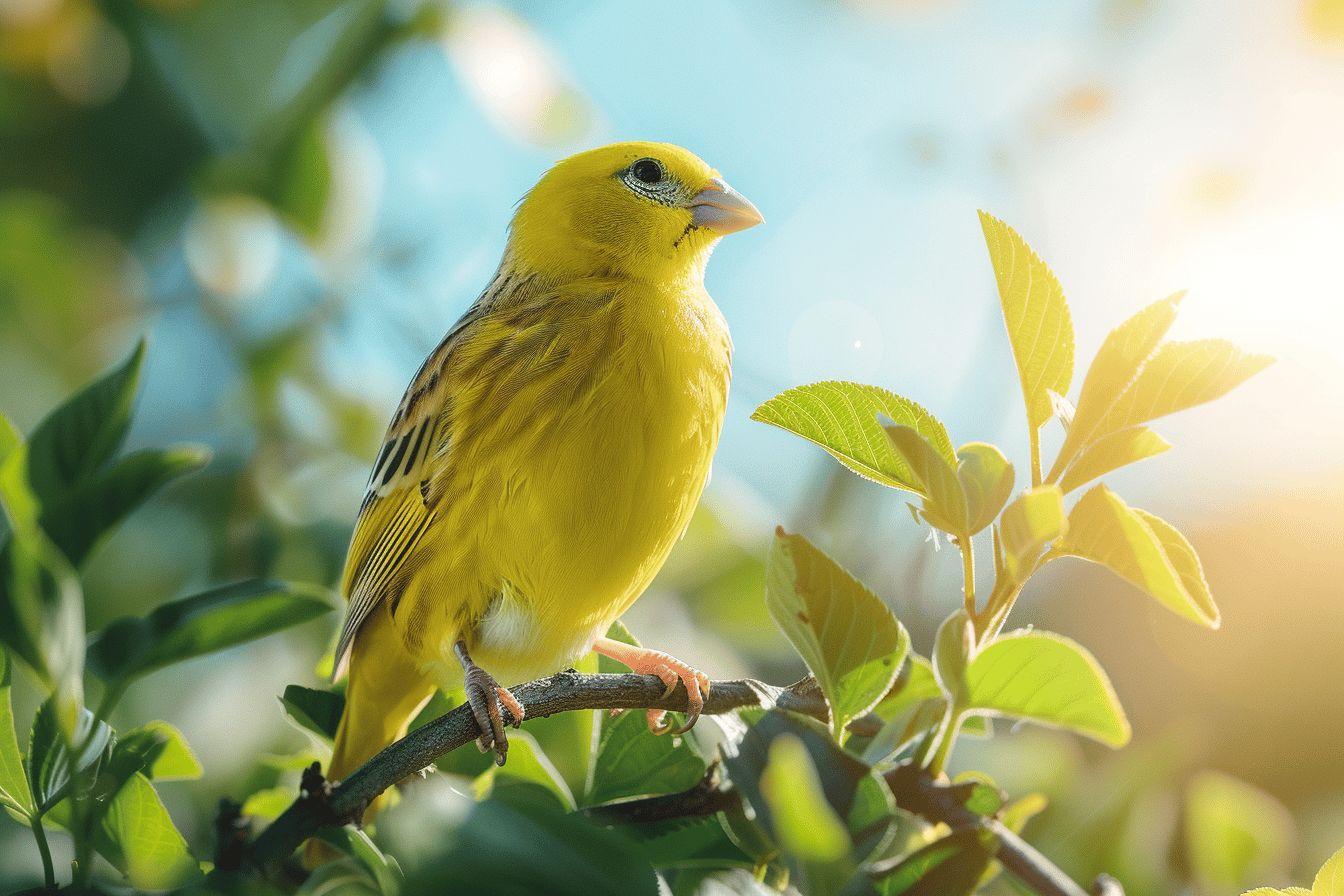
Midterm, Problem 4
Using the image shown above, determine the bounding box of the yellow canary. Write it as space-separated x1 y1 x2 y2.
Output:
325 142 762 799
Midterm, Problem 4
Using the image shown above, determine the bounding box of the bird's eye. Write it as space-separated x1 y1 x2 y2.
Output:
630 158 664 185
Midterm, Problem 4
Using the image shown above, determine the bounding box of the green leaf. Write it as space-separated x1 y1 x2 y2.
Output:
29 699 113 811
873 828 998 896
88 578 333 682
978 211 1074 431
751 382 954 496
1092 339 1272 443
1186 770 1295 893
1048 295 1180 478
962 630 1130 747
956 443 1014 535
281 684 345 743
476 731 575 812
95 771 200 889
1056 426 1170 494
883 426 967 537
0 418 85 723
316 827 404 896
403 797 659 896
0 648 33 815
116 721 202 781
863 656 944 764
1314 846 1344 895
585 705 706 807
26 341 144 501
39 446 210 568
766 529 909 737
998 485 1067 579
759 735 855 896
1060 485 1219 628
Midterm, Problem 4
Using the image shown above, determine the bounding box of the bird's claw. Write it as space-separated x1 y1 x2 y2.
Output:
633 653 710 736
463 665 524 766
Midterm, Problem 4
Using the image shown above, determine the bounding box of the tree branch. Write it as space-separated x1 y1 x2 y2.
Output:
239 671 1121 896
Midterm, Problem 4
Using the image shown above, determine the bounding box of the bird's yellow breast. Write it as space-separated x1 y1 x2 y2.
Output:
401 276 731 687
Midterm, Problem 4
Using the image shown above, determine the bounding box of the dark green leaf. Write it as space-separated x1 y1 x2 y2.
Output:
28 699 113 812
88 578 333 682
39 446 210 568
586 705 706 807
26 341 144 501
317 827 404 896
403 797 659 896
873 828 998 895
758 733 856 896
281 684 346 743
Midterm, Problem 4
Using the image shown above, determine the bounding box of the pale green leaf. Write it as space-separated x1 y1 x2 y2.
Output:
766 529 909 737
873 828 997 896
998 486 1066 579
1314 845 1344 896
1061 486 1219 627
316 827 403 896
1094 339 1272 440
884 426 967 536
0 648 33 815
978 211 1074 430
956 443 1014 535
1242 890 1311 896
752 382 953 496
963 630 1130 747
241 786 294 823
1051 294 1181 477
932 610 973 706
96 772 200 889
1186 770 1295 893
585 706 706 807
1057 426 1170 494
116 721 202 781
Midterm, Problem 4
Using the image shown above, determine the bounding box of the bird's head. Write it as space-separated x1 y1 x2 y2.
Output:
508 141 763 285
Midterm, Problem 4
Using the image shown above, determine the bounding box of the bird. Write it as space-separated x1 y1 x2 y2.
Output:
323 141 762 808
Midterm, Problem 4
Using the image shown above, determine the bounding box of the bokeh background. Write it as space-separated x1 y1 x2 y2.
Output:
2 0 1343 892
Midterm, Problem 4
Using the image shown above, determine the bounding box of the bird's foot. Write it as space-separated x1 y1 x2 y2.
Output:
455 641 524 766
593 637 711 735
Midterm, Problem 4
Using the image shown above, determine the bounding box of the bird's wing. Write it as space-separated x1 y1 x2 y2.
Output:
331 305 485 681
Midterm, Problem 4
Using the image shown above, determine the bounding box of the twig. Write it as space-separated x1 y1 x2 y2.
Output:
238 671 1120 896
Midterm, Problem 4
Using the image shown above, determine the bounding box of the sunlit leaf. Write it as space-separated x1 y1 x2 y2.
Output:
863 656 943 764
88 579 333 682
586 706 706 807
978 211 1074 431
281 684 345 743
96 772 200 889
956 443 1014 535
1314 845 1344 895
0 648 33 815
873 828 997 896
884 426 967 537
932 610 973 706
25 341 144 501
766 529 909 737
999 486 1066 579
1093 339 1272 441
759 735 855 896
242 786 294 824
962 630 1130 747
1060 486 1219 628
1186 770 1295 893
1050 294 1181 478
752 382 953 496
116 721 203 781
1057 426 1170 494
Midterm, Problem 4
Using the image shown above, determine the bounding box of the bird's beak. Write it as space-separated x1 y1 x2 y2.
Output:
687 177 764 235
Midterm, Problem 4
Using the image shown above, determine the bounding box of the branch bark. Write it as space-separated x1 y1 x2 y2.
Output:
240 670 1120 896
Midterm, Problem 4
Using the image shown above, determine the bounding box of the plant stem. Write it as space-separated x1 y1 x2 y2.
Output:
926 705 962 776
1029 426 1042 487
30 814 56 891
959 538 976 616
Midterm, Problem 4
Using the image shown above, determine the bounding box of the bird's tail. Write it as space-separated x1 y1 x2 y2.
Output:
303 608 434 868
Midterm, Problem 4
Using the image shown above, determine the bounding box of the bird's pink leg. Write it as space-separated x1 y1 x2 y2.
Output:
592 637 711 735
